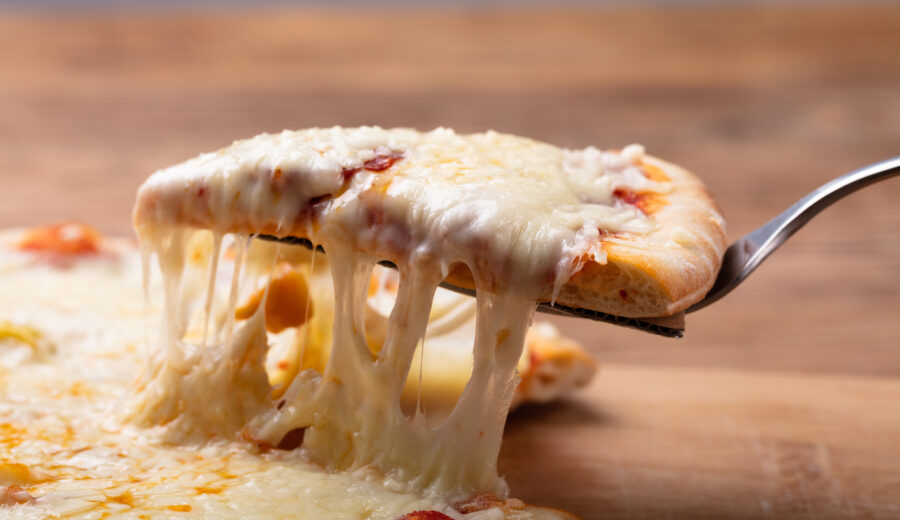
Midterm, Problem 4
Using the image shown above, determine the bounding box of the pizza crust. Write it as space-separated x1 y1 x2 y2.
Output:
431 154 726 317
555 155 727 317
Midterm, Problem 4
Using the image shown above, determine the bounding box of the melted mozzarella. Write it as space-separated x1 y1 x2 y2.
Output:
134 127 666 296
129 127 661 504
0 236 506 519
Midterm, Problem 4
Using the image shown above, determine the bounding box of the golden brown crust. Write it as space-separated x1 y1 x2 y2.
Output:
550 156 726 317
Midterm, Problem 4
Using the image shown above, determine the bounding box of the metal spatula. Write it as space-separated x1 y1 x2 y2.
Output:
261 156 900 339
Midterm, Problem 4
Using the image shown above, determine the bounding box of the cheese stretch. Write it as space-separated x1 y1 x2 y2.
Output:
131 127 666 502
0 240 490 518
130 128 668 502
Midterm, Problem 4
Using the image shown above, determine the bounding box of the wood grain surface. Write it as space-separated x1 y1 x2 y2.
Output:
0 5 898 519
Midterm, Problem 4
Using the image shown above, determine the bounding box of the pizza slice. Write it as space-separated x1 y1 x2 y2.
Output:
135 127 725 317
124 127 725 517
127 127 723 517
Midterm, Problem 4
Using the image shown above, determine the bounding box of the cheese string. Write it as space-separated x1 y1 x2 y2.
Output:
133 227 535 500
140 243 152 364
201 232 223 349
158 228 188 369
297 246 317 372
224 235 247 344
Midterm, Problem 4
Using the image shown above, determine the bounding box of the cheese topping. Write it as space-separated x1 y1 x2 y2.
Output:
0 239 450 518
130 127 667 503
135 127 666 295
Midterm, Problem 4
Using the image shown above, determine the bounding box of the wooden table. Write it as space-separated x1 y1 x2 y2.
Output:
1 5 898 519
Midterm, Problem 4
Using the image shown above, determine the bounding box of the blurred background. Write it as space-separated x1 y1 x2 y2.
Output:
0 1 898 518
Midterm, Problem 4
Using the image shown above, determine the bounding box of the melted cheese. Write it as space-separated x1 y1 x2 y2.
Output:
134 127 666 296
0 234 534 519
127 128 664 507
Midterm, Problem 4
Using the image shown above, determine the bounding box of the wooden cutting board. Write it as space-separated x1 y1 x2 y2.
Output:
500 363 900 519
0 5 898 519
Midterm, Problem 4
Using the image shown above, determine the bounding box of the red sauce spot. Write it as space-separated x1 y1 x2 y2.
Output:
363 151 404 172
342 150 403 183
300 149 404 225
613 188 653 214
17 222 102 256
619 289 628 301
196 186 207 197
613 188 643 206
402 512 454 520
